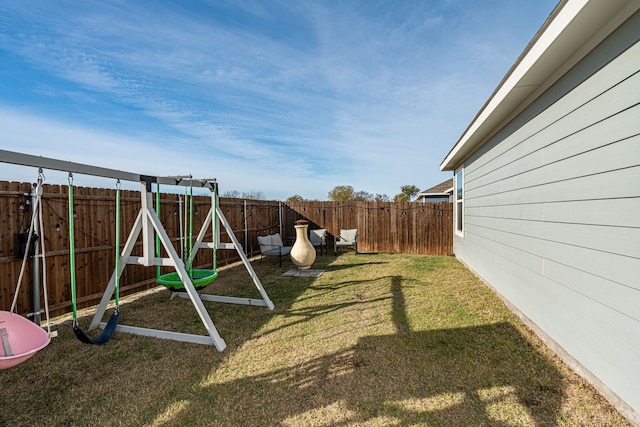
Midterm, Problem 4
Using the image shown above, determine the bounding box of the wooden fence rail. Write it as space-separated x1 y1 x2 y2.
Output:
0 181 452 318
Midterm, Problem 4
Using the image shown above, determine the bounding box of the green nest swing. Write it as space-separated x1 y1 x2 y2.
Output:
155 183 219 293
157 269 218 292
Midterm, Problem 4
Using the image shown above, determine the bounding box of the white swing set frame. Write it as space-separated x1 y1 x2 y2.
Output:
1 149 274 351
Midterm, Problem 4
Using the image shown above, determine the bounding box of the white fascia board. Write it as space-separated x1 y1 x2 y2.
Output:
417 185 454 197
418 192 450 197
439 0 637 171
440 0 586 171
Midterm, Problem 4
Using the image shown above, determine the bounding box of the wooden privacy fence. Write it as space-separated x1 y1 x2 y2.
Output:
0 181 452 318
0 181 281 318
283 201 453 255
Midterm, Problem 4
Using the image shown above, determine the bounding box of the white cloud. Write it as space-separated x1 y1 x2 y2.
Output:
0 0 559 200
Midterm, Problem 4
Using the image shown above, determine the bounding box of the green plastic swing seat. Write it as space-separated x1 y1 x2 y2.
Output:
156 269 219 292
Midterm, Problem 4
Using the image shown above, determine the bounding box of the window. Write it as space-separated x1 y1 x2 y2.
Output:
455 169 464 235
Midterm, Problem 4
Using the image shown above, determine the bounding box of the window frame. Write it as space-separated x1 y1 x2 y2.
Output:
455 168 464 237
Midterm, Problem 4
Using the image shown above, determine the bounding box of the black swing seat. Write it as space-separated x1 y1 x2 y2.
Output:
73 310 120 345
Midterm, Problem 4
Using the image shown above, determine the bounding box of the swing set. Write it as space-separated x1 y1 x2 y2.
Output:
0 149 274 366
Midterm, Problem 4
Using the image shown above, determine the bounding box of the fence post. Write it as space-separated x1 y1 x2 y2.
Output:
243 199 248 255
278 201 282 237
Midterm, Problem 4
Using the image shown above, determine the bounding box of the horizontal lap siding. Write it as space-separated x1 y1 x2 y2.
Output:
457 14 640 415
458 232 640 404
465 196 640 227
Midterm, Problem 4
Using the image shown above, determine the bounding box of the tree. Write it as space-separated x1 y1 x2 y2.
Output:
221 189 241 198
393 185 421 203
221 190 266 200
286 194 304 203
327 186 391 202
243 190 266 200
353 190 374 202
328 185 355 201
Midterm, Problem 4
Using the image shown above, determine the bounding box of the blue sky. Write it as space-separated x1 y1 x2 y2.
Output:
0 0 558 200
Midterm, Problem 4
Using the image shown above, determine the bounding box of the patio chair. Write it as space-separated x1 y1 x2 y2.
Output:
334 229 358 255
257 233 291 267
309 229 327 256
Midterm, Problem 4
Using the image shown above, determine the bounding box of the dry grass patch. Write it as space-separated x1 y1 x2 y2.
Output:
0 253 630 426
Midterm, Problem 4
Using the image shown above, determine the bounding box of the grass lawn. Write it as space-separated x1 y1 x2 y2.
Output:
0 253 629 426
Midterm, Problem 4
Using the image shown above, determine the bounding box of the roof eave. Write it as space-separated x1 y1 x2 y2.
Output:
417 192 452 197
440 0 639 171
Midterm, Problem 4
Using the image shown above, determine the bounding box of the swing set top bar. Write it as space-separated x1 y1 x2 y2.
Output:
0 149 215 189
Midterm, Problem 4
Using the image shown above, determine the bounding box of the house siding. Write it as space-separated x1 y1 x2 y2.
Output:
454 10 640 419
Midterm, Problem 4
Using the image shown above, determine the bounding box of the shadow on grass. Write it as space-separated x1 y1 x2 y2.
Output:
322 260 388 272
197 323 565 426
193 274 567 426
0 257 568 426
0 258 321 426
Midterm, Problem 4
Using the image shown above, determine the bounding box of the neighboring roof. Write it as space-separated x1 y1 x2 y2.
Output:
418 179 454 196
415 179 454 201
440 0 640 171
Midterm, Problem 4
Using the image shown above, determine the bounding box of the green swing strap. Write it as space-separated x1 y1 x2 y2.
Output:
182 186 189 268
155 183 161 281
68 175 79 323
188 183 194 273
114 180 121 309
156 181 218 291
212 182 218 271
69 175 120 345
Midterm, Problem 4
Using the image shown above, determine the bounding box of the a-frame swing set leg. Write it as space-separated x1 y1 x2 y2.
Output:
176 199 274 310
89 184 228 350
90 182 276 351
216 205 274 310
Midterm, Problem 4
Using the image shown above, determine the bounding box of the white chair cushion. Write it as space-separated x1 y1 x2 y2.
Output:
340 229 357 243
257 235 276 252
310 229 326 245
271 233 284 247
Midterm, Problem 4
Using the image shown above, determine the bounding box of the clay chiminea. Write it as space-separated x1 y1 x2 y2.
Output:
290 219 316 269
